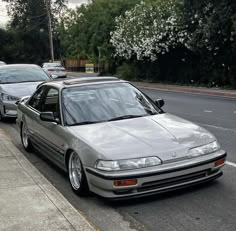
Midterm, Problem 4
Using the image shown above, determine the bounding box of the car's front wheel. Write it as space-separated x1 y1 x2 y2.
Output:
0 110 3 121
21 122 33 152
68 151 89 196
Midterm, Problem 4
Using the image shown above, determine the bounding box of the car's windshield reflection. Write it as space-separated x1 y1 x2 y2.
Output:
62 83 160 126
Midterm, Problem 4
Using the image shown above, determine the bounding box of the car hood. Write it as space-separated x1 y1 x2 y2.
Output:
0 82 42 98
68 113 216 162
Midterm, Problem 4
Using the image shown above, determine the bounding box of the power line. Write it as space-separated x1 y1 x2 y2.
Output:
28 0 44 10
29 13 47 19
24 17 48 32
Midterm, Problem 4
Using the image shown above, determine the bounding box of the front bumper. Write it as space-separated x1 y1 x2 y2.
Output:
0 101 17 118
85 150 226 199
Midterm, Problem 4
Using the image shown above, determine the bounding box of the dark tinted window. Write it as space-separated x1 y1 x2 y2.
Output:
28 87 46 111
0 66 50 84
41 88 61 121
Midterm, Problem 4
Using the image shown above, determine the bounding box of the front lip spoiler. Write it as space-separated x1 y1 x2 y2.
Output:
106 171 223 201
86 152 227 180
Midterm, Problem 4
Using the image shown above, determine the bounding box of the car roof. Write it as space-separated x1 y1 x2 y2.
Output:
42 62 62 65
0 64 40 69
39 76 126 89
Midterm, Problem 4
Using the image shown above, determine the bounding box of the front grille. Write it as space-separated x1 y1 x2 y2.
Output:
137 169 214 192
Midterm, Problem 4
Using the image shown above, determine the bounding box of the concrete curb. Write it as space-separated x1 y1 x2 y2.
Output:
0 128 96 231
132 82 236 98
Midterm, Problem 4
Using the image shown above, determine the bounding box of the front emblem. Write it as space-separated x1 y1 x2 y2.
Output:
172 152 177 158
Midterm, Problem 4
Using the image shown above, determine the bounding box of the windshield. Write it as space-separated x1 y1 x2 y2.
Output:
0 66 50 84
62 83 160 126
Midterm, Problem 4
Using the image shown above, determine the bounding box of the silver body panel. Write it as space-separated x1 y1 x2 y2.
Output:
43 69 67 78
0 82 43 118
16 78 226 198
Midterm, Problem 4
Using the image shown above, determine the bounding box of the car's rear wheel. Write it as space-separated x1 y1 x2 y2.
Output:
21 122 33 152
68 151 89 196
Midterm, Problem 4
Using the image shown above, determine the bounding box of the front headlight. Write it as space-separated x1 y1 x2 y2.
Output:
95 157 162 171
1 93 19 101
188 141 220 157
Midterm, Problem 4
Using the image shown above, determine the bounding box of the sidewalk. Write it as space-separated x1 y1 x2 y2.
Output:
132 82 236 98
0 129 96 231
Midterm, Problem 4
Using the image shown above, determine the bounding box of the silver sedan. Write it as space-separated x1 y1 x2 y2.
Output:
16 77 227 199
42 62 67 78
0 64 51 120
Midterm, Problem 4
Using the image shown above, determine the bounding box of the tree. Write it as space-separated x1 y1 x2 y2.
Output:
183 0 236 86
110 0 190 61
110 0 236 86
58 0 140 68
2 0 67 63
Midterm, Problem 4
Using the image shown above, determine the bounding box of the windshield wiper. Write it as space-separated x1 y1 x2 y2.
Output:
108 114 146 122
69 121 106 126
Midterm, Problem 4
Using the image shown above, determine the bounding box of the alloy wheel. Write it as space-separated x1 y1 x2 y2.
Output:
22 123 29 149
69 152 83 190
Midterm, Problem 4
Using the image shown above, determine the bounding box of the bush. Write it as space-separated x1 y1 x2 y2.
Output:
116 62 137 80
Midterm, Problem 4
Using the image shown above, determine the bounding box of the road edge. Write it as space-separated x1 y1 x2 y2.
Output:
132 82 236 98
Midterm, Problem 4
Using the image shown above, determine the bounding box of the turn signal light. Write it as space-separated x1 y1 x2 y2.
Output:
114 179 137 187
214 159 225 167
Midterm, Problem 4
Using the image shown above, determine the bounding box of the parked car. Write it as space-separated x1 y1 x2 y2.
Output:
16 77 226 199
0 61 6 66
42 62 67 78
0 64 51 120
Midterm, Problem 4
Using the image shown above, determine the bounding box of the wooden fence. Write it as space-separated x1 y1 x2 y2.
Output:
64 59 103 73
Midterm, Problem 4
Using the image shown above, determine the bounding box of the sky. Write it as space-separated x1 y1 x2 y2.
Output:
0 0 88 28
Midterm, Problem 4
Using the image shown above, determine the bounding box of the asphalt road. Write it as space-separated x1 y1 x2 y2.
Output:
0 85 236 231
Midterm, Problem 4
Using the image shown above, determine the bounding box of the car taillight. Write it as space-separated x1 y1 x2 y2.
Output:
114 179 137 187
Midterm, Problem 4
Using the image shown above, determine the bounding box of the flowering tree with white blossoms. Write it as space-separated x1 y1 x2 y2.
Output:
185 1 236 56
110 0 190 61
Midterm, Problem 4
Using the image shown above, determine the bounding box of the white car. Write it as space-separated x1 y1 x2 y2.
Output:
0 61 6 66
42 62 67 78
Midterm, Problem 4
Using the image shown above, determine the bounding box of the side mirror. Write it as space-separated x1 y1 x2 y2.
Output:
16 95 31 105
40 112 58 123
155 99 165 108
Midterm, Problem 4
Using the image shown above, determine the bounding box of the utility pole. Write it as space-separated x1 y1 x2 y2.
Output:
98 47 101 74
45 0 54 62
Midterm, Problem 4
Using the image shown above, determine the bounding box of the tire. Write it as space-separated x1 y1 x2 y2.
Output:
68 151 89 196
21 122 33 152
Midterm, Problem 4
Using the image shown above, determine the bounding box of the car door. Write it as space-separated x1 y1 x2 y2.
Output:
26 86 47 138
33 87 67 167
